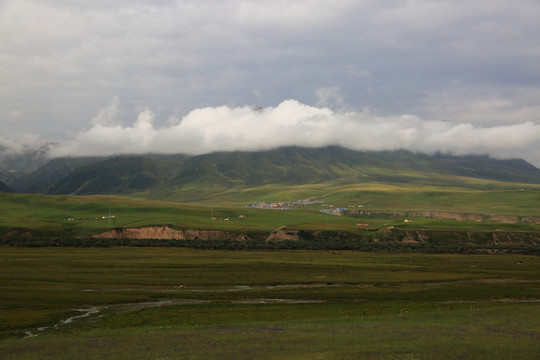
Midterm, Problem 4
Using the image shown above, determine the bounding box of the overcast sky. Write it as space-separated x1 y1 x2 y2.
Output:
1 0 540 166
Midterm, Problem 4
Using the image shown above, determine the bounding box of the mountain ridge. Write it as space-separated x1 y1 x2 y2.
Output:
5 147 540 197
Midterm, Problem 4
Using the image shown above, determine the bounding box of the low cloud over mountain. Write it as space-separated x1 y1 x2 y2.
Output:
39 100 540 167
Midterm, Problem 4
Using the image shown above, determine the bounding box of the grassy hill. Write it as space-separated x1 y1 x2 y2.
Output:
168 147 540 189
12 156 105 193
46 156 179 195
10 147 540 200
1 179 539 240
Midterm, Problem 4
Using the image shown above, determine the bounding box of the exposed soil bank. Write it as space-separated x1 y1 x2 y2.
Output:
90 226 248 241
373 228 540 245
89 225 540 246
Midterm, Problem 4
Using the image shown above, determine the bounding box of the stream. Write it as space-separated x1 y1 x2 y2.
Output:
24 307 102 337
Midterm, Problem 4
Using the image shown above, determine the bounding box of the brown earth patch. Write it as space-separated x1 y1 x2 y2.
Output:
90 226 246 240
265 226 299 241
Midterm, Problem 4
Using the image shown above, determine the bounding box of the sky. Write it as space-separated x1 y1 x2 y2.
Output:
1 0 540 166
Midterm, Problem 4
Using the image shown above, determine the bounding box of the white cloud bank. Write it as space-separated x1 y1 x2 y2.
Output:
46 100 540 167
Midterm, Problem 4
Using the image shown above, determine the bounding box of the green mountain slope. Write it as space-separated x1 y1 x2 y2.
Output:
171 147 347 187
12 156 105 193
169 147 540 188
14 147 540 197
47 156 175 195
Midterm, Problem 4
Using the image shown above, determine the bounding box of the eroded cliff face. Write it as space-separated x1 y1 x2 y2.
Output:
88 225 540 247
373 228 540 245
90 226 247 241
265 226 299 241
91 225 311 242
91 226 301 242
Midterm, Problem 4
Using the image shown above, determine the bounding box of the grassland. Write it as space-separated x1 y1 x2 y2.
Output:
0 248 539 359
1 179 540 239
1 180 539 358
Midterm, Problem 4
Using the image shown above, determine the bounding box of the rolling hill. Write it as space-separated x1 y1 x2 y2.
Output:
8 147 540 198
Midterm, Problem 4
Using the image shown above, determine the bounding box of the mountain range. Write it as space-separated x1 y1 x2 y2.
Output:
3 147 540 198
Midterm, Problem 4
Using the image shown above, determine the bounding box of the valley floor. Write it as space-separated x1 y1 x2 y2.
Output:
1 248 539 359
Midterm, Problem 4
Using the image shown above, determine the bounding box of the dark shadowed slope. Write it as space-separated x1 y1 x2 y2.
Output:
47 156 175 195
0 180 14 193
13 157 105 193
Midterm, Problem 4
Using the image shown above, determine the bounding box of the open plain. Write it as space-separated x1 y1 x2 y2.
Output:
0 248 539 359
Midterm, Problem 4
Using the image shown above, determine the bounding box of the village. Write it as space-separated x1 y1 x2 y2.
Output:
245 199 325 210
244 200 415 229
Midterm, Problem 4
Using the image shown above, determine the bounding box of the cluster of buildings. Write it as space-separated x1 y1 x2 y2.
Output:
245 199 325 210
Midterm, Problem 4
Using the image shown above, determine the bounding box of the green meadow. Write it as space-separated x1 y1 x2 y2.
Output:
0 248 539 359
1 179 540 238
